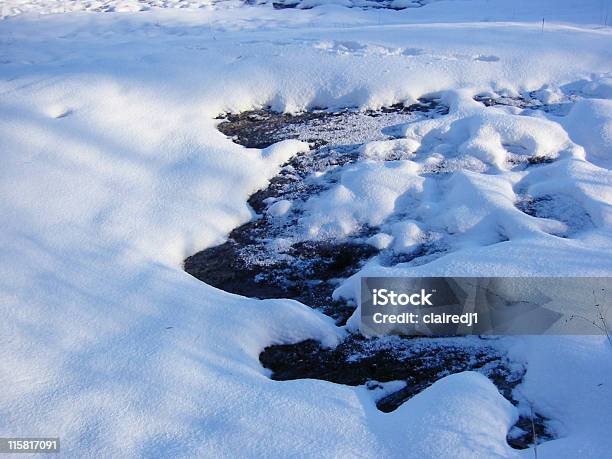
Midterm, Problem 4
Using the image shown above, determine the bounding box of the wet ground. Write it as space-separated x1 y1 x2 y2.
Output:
186 100 446 322
185 96 562 449
258 335 554 448
259 336 520 411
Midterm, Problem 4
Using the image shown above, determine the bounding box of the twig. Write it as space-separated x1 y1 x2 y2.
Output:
530 403 538 459
567 288 611 348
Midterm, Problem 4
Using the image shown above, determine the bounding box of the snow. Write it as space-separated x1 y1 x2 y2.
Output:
359 138 418 161
267 198 293 217
0 0 611 457
562 98 612 168
302 159 424 239
508 336 612 459
367 232 394 249
378 371 519 458
404 90 585 170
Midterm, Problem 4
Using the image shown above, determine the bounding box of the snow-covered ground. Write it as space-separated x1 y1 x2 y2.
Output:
1 0 611 457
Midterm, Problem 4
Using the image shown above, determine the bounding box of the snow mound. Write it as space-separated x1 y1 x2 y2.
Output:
405 90 584 172
562 98 612 168
380 371 518 457
302 160 424 239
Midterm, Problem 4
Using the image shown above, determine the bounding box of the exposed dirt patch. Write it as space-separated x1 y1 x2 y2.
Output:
216 100 446 149
516 194 593 237
184 223 377 322
187 101 445 322
185 100 554 449
259 336 518 411
474 91 576 116
260 336 553 448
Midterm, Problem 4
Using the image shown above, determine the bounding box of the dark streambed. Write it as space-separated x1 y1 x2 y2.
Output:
259 336 520 412
184 100 555 449
187 100 446 322
259 336 554 448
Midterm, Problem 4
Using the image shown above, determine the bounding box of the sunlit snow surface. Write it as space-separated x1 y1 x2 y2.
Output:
0 0 611 457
